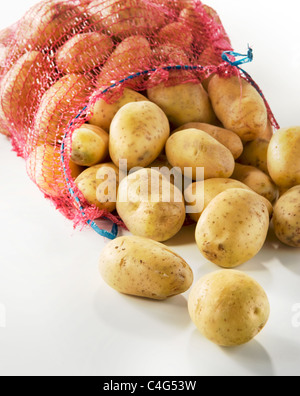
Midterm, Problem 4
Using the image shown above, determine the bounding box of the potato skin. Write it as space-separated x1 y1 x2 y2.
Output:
273 186 300 247
116 169 186 242
173 122 243 160
208 75 268 142
99 236 193 300
75 163 119 213
147 82 216 127
88 88 149 132
165 129 235 180
267 127 300 189
195 188 270 268
238 138 270 174
232 163 278 203
188 270 270 346
109 101 170 170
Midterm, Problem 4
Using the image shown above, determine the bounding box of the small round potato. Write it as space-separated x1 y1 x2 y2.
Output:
173 122 243 160
88 88 149 132
238 138 270 174
116 168 186 242
267 127 300 189
147 82 216 127
56 32 113 74
208 75 268 142
26 144 82 198
273 186 300 247
188 270 270 346
99 236 193 300
109 101 170 170
195 188 270 268
75 163 119 213
165 129 235 180
232 163 278 203
71 124 109 167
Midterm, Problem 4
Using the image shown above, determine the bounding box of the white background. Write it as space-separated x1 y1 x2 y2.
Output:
0 0 300 376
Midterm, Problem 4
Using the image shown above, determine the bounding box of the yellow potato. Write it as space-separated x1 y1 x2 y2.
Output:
88 88 149 132
56 32 113 74
71 124 109 167
96 36 152 89
173 122 243 160
261 120 274 142
208 75 268 142
195 188 270 268
99 236 193 300
185 178 273 222
75 163 119 213
188 270 270 346
116 168 186 242
238 138 270 174
34 74 92 145
147 82 216 127
232 163 278 203
273 186 300 247
109 101 170 170
89 0 165 39
165 129 235 180
267 126 300 189
0 51 48 128
156 22 193 49
26 144 82 197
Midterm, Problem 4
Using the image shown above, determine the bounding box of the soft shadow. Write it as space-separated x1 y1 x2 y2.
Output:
93 287 191 339
164 224 196 247
188 329 274 376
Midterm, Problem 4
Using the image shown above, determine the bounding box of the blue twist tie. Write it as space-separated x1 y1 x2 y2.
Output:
222 46 253 67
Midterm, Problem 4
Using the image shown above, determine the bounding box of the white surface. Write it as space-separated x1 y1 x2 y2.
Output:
0 0 300 377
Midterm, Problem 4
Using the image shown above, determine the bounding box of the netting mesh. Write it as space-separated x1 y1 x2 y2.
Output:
0 0 276 232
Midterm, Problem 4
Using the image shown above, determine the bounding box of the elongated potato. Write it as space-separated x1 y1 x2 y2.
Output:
0 51 48 129
56 33 113 74
156 22 193 49
75 163 119 213
195 188 270 268
267 127 300 189
88 88 149 132
173 122 243 160
116 169 186 242
99 236 193 300
238 138 270 174
147 82 216 127
232 163 278 203
166 129 235 180
34 74 92 144
208 75 268 142
109 101 170 170
26 144 82 197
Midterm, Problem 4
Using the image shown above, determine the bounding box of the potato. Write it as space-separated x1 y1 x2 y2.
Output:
71 124 109 167
195 188 270 268
89 0 165 39
165 129 235 181
188 270 270 346
208 75 268 142
88 88 149 132
34 74 92 145
26 144 82 197
261 120 274 142
237 138 270 174
147 153 182 186
99 236 193 300
173 122 243 160
116 168 186 242
232 163 278 203
156 22 193 49
75 163 119 213
56 33 113 74
96 36 152 89
152 44 190 65
147 82 216 127
0 51 48 128
267 127 300 189
273 186 300 247
185 178 273 222
109 101 170 170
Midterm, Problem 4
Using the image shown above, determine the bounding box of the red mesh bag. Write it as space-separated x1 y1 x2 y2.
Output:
0 0 279 239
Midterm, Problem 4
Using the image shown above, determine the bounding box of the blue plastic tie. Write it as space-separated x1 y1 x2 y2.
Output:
222 46 253 68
